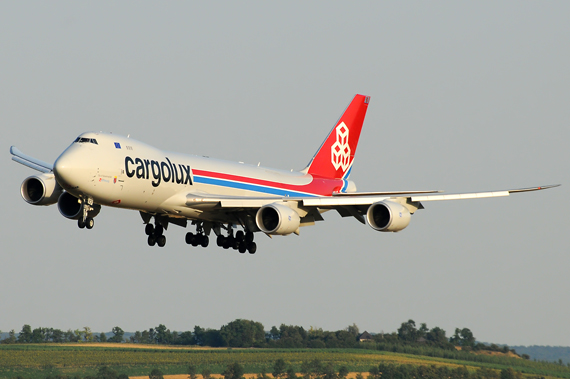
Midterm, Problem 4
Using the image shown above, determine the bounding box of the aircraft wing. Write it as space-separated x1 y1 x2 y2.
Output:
10 146 53 173
185 190 439 208
185 185 558 208
305 185 560 205
180 184 559 226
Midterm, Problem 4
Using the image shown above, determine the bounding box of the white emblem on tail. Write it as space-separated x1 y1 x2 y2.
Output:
331 122 350 171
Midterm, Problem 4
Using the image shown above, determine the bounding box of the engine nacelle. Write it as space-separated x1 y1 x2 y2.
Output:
57 192 101 220
366 200 411 232
20 173 63 206
255 203 301 235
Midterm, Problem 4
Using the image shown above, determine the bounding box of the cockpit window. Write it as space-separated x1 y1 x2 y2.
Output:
74 137 98 145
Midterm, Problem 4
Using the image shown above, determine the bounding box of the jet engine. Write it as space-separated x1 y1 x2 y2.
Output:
256 203 301 235
57 192 100 220
20 173 63 206
366 200 411 232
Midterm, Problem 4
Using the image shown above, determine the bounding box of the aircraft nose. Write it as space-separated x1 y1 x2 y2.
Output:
53 149 82 189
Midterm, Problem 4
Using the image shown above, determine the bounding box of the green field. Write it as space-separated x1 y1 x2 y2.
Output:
1 344 570 379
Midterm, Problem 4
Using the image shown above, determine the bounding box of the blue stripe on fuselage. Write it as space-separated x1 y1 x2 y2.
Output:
193 175 319 197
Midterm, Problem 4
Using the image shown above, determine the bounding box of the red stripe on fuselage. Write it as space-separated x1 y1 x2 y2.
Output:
192 169 342 196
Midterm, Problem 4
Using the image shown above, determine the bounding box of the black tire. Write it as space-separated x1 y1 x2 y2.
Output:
201 235 209 248
247 242 257 254
223 238 231 249
157 235 166 247
85 217 94 229
154 224 164 237
148 235 156 246
217 235 225 247
235 230 244 242
245 231 254 243
191 234 201 247
185 232 194 244
145 224 154 236
78 218 85 229
238 242 247 254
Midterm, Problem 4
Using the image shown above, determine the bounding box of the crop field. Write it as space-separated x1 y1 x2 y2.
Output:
1 345 569 379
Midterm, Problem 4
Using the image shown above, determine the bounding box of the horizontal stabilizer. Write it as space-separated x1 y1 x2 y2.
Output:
10 146 53 173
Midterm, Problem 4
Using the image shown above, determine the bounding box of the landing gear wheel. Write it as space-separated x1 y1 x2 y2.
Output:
148 235 156 246
223 237 232 249
235 230 244 242
232 239 240 250
200 235 209 248
191 234 201 247
85 217 94 229
145 224 154 236
154 224 164 237
185 232 194 245
247 242 257 254
238 242 247 254
217 235 225 247
78 218 85 229
245 231 254 243
157 235 166 247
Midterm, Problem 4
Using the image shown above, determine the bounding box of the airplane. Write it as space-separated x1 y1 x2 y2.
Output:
10 94 559 254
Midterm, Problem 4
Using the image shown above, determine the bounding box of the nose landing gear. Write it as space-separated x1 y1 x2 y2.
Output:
77 197 99 230
78 217 94 229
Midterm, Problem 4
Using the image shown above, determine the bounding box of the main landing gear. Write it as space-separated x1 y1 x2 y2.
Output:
186 223 257 254
145 223 166 247
141 215 258 254
216 230 257 254
185 231 209 248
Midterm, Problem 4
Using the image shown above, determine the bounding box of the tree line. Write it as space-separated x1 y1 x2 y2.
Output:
0 318 520 356
0 326 124 344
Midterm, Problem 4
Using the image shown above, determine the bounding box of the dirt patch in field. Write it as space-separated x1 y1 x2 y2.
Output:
130 376 261 379
455 346 520 359
59 343 224 350
473 350 521 359
130 374 366 379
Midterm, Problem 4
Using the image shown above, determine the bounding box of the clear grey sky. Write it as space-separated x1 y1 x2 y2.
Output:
2 1 569 346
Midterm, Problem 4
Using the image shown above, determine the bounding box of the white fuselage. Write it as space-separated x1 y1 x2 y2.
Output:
53 132 351 221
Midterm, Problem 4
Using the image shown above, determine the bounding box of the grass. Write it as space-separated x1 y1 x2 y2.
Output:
0 344 569 379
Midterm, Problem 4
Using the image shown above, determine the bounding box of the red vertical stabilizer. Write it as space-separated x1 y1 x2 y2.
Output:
305 94 369 179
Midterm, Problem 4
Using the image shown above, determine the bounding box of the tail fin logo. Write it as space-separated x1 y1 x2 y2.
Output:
305 94 369 180
331 122 351 172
